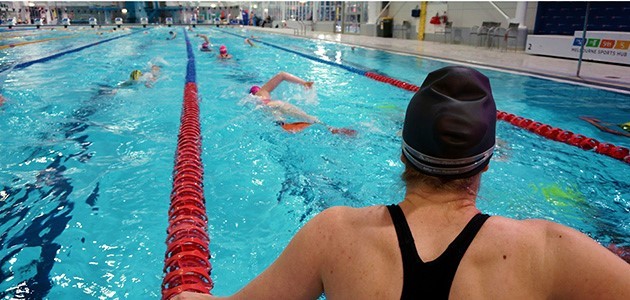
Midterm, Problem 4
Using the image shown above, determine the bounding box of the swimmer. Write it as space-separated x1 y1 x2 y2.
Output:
196 34 212 51
117 70 144 87
580 116 630 138
249 72 356 135
218 45 232 59
0 94 5 107
166 31 177 40
118 65 161 88
245 38 256 47
144 65 161 87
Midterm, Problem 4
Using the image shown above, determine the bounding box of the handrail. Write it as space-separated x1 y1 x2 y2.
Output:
489 1 510 20
375 2 391 24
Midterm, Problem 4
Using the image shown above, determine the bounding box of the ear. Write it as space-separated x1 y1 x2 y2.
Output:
482 164 490 172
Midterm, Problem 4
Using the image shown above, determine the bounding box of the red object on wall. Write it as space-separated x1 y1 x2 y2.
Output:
430 13 441 25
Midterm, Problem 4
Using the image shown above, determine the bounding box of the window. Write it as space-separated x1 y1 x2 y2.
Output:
318 1 342 21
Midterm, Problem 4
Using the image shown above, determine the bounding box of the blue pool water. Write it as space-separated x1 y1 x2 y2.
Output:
0 26 628 298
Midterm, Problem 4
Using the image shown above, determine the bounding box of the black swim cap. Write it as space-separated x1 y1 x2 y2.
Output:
402 66 496 180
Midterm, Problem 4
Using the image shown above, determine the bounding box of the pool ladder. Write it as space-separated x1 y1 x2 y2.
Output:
293 21 307 36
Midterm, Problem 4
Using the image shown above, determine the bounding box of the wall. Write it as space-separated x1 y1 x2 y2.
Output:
423 1 538 48
384 1 422 39
387 1 421 27
443 1 537 31
534 2 630 35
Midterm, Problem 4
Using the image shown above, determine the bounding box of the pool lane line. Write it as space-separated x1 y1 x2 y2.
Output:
0 35 76 50
1 30 144 72
161 28 213 300
0 27 39 32
213 29 630 164
214 28 367 76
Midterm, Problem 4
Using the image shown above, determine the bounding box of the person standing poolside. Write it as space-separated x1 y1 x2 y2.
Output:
173 66 630 300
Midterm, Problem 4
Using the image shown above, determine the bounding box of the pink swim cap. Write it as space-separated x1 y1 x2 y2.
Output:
250 85 261 95
219 45 227 54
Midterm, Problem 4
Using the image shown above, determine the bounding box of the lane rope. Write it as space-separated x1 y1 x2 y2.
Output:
1 30 143 72
215 29 629 163
0 35 76 50
161 28 213 300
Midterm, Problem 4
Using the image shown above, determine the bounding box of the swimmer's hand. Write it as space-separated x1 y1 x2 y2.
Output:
304 81 314 89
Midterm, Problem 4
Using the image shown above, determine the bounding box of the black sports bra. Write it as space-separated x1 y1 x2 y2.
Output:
386 204 490 299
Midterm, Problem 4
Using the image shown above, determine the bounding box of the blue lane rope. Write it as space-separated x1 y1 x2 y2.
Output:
214 29 367 76
184 28 196 84
4 30 144 71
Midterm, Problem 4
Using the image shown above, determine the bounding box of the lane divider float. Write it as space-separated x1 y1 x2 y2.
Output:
2 30 144 72
215 29 628 163
0 35 76 50
161 28 213 300
496 111 629 163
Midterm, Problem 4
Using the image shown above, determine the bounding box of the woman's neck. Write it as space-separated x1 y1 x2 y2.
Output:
401 183 480 215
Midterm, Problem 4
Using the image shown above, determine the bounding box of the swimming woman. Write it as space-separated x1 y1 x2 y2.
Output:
580 116 630 138
250 72 356 135
196 34 212 51
218 45 232 59
249 72 319 124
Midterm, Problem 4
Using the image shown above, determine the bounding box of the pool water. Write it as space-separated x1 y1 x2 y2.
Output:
0 26 628 298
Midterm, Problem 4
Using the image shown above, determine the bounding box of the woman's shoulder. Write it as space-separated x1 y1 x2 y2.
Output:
310 205 391 235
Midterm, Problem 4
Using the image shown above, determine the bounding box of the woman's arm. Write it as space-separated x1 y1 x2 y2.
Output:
196 34 210 43
545 221 630 299
261 72 313 94
172 211 332 300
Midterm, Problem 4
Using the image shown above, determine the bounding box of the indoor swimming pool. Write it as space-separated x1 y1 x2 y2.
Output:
0 26 628 298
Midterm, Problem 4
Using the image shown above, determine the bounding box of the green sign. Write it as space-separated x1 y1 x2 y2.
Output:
586 38 600 47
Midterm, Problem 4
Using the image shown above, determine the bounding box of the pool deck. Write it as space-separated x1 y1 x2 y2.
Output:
249 27 630 94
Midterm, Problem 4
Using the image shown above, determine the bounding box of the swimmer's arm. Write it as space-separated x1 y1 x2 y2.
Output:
268 101 320 123
117 80 134 87
261 72 314 93
543 221 630 299
196 34 210 43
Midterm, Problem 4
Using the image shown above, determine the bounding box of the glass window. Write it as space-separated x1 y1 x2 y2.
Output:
318 1 342 22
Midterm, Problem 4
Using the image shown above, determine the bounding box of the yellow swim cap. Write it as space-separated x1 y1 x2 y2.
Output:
620 121 630 132
130 70 142 80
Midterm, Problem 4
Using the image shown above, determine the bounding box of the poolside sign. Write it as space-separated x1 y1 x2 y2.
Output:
526 31 630 65
570 31 630 65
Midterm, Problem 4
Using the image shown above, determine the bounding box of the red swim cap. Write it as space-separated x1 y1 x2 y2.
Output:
219 45 227 54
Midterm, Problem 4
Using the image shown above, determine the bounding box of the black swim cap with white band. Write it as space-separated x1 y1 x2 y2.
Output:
402 66 496 180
